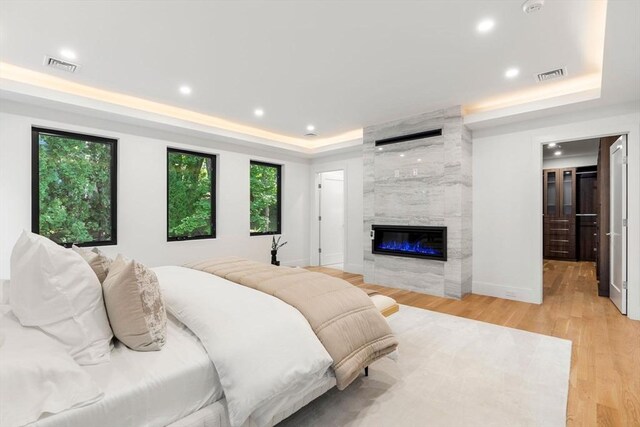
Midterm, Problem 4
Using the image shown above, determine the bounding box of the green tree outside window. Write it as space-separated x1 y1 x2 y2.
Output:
250 162 281 235
167 149 215 240
33 128 116 246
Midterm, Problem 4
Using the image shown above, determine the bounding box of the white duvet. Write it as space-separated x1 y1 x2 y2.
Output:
154 266 333 427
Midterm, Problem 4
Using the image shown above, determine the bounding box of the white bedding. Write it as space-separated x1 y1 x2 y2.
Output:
155 266 334 427
3 266 336 427
168 375 336 427
32 313 221 427
0 306 102 427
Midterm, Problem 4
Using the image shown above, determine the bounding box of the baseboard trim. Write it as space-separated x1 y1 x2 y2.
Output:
321 252 343 266
472 281 541 304
281 258 310 268
344 263 363 274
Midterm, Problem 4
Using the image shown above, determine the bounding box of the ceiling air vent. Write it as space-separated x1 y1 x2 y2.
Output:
305 132 317 137
44 56 78 73
536 67 566 83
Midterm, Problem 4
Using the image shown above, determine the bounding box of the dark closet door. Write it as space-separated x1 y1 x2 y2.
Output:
543 169 559 216
559 168 577 218
577 216 598 261
543 168 576 260
543 169 559 259
577 169 598 262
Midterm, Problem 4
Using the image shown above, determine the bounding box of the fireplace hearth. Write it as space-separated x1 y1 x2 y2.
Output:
371 225 447 261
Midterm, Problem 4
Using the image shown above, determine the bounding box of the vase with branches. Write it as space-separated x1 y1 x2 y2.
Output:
271 236 287 266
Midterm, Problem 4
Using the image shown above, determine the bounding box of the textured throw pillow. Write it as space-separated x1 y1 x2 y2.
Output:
72 245 112 284
102 255 167 351
9 231 113 365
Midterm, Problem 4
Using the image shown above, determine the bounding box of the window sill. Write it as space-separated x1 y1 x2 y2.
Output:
250 231 282 237
167 235 217 242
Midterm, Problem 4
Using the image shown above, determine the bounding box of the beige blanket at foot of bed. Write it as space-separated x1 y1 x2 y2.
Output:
183 257 398 390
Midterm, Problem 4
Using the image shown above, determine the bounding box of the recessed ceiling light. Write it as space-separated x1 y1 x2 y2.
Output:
306 124 315 132
254 108 264 117
548 142 557 148
476 19 495 33
400 153 405 157
522 0 545 14
59 48 76 60
377 147 383 151
554 150 562 156
417 158 422 162
179 85 192 95
505 68 520 79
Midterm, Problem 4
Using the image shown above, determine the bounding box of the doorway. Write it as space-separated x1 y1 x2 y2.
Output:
317 170 345 269
541 135 627 314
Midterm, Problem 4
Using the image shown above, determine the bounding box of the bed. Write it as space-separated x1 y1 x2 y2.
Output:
1 260 395 427
26 311 335 427
32 313 222 427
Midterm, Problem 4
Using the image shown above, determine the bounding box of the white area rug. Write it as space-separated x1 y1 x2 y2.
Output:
279 305 571 427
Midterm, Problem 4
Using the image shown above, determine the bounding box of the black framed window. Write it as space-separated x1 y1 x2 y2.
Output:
32 127 117 247
167 148 216 241
250 161 282 235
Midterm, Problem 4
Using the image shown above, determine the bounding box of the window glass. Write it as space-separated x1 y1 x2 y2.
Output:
167 148 216 240
32 127 117 246
250 161 282 235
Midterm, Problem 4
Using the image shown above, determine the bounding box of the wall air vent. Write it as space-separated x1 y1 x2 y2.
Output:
44 56 78 73
536 67 566 83
375 128 442 147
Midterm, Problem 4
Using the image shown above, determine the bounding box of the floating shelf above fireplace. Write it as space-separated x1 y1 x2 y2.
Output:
371 225 447 261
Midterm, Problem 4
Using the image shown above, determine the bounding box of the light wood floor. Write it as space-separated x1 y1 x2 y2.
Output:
307 261 640 427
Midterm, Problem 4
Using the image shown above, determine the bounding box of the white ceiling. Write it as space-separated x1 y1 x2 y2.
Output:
542 138 600 159
0 0 638 151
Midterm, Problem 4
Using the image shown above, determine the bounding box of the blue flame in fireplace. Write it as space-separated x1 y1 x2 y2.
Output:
377 240 443 256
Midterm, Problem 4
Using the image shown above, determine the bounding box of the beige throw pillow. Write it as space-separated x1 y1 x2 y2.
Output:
72 245 112 284
102 255 167 351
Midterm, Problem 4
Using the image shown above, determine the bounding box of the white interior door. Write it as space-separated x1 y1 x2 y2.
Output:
609 136 627 314
319 170 344 267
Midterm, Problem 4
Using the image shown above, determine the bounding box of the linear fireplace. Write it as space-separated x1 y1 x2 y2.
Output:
371 225 447 261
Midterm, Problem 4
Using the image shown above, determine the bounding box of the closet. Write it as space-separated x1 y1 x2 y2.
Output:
543 167 597 261
576 167 598 262
543 168 576 259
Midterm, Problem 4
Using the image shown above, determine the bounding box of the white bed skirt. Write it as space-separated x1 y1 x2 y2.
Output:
170 376 336 427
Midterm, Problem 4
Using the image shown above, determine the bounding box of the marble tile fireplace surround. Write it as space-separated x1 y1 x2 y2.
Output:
363 106 472 298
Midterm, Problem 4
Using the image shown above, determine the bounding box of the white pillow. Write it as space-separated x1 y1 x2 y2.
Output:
0 306 103 427
9 231 113 365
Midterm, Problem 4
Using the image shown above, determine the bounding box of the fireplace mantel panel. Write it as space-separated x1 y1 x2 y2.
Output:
363 106 472 299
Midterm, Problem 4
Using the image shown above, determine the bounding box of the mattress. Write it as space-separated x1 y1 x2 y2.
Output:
169 375 336 427
32 314 222 427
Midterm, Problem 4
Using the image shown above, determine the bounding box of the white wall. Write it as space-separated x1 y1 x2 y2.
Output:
2 99 638 320
472 102 640 320
543 153 597 169
0 106 311 278
310 149 364 273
